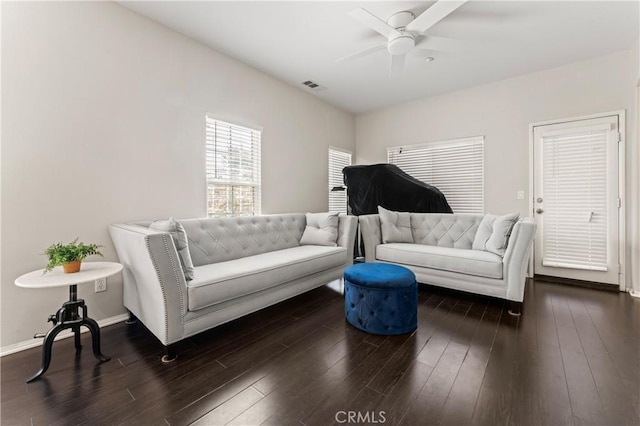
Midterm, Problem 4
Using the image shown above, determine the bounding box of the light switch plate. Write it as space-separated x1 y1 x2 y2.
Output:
517 190 525 200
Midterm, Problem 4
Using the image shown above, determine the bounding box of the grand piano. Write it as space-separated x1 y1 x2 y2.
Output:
342 163 452 216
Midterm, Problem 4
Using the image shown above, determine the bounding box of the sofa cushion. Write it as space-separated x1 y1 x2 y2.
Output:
149 217 195 280
300 212 339 246
378 206 413 243
187 245 346 311
411 214 482 249
376 243 503 279
180 215 306 266
472 213 519 256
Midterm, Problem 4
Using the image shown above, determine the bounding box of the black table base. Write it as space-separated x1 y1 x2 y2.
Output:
27 284 110 383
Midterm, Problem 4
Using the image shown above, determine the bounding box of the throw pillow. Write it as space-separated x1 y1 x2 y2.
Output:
300 212 340 247
378 206 413 244
149 217 195 280
472 213 519 256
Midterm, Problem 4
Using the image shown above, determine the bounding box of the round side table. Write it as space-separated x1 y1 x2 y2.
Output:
15 261 123 383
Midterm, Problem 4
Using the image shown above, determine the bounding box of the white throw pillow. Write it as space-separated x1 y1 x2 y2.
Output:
472 213 519 256
300 212 340 247
149 217 195 280
378 206 413 244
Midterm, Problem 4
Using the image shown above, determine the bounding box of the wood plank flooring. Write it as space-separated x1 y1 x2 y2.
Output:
1 279 638 425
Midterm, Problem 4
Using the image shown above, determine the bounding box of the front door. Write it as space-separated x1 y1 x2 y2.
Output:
533 114 621 286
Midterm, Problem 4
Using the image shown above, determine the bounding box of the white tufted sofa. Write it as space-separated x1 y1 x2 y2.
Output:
359 213 535 313
109 213 357 359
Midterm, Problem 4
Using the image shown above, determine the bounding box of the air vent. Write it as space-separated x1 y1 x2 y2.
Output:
301 80 326 91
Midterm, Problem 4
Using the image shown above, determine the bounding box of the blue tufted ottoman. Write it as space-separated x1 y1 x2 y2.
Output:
344 262 417 335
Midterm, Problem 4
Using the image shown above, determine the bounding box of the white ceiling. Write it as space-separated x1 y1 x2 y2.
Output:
120 1 639 114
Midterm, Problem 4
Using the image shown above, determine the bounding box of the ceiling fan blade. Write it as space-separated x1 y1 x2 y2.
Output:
389 54 406 78
406 0 467 34
348 8 401 39
336 43 387 63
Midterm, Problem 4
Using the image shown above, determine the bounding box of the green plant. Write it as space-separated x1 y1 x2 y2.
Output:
43 238 103 273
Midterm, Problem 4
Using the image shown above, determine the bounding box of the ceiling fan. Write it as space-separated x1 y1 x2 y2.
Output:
338 0 468 77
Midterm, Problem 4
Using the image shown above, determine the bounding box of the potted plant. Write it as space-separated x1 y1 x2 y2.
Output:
43 238 104 274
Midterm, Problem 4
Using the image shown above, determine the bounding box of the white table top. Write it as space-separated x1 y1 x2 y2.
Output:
15 262 123 289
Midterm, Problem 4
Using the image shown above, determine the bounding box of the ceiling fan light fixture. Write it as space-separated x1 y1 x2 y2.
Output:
388 34 415 55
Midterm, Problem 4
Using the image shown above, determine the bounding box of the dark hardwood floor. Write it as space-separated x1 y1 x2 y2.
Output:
1 279 638 426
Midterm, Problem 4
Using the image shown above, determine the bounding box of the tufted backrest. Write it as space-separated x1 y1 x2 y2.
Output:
410 213 483 249
173 214 306 266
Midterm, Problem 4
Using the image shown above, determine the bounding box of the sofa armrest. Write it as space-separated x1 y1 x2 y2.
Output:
502 218 537 302
337 215 358 265
108 224 188 345
359 214 382 263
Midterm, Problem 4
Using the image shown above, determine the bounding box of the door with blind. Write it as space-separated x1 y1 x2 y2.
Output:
533 115 621 286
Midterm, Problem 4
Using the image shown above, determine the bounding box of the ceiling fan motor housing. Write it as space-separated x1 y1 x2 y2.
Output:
387 11 415 30
387 11 416 55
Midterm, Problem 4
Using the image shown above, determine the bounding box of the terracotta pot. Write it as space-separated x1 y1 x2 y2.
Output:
63 260 81 273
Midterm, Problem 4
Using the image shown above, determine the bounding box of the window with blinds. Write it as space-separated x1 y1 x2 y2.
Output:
387 136 484 214
541 127 609 270
328 148 352 214
206 117 261 217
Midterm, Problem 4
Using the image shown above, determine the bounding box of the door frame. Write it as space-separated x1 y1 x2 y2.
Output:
528 110 626 291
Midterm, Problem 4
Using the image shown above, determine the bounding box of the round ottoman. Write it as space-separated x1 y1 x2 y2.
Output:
344 262 417 335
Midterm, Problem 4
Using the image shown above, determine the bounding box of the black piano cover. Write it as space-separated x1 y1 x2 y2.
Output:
343 163 453 216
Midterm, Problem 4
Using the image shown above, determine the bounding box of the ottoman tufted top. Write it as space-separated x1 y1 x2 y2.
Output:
344 262 415 289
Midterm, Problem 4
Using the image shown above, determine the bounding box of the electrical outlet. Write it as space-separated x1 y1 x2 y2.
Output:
95 278 107 293
517 190 525 200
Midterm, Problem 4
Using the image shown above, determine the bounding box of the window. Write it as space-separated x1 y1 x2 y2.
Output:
328 147 352 214
387 136 484 214
206 117 261 217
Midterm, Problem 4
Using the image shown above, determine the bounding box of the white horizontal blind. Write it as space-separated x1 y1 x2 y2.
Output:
328 148 352 214
387 137 484 214
541 128 608 270
206 117 261 217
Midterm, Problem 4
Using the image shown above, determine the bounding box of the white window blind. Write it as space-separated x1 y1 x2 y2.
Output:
328 148 352 214
387 137 484 214
541 127 609 271
206 117 261 217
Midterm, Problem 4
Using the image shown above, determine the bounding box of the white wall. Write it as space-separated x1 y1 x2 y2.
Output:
356 51 637 288
634 37 640 294
1 2 354 348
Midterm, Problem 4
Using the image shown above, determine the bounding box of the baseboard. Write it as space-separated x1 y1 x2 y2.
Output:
0 313 129 357
534 274 619 292
630 289 640 299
